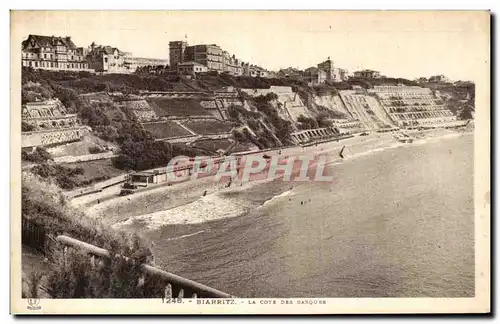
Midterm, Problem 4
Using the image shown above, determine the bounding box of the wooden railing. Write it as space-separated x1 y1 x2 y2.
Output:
56 235 234 299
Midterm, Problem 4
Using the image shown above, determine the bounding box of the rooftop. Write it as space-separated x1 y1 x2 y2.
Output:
356 69 380 73
90 42 127 55
22 34 78 50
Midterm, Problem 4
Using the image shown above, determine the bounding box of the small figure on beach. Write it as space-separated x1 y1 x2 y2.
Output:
203 190 207 197
339 146 346 159
97 199 100 204
301 201 303 205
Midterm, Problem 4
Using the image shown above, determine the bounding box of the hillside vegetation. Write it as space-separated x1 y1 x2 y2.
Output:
22 67 475 170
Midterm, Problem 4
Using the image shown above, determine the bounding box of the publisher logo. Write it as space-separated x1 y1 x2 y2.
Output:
27 298 41 310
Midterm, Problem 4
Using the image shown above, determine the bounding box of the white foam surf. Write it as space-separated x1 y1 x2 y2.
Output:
259 189 294 208
164 230 206 242
112 193 253 230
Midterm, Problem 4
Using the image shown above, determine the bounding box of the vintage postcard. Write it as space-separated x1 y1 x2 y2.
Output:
10 10 490 314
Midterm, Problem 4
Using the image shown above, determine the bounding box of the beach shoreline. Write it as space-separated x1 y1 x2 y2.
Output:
79 127 472 229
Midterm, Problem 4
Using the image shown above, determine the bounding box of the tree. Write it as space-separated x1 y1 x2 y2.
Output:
316 112 332 128
297 115 319 129
22 147 52 163
21 122 36 132
232 129 246 142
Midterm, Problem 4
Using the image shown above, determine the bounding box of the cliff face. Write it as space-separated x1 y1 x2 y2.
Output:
313 94 350 118
230 86 363 147
21 68 474 153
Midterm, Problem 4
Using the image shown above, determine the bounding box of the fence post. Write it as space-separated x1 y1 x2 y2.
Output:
137 274 145 287
63 246 68 267
164 283 172 299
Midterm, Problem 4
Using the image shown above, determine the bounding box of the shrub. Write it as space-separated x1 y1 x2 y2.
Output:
32 164 75 189
21 122 36 132
297 115 319 129
25 271 42 298
52 85 79 110
22 147 52 163
92 125 119 142
459 105 474 120
88 146 105 154
232 129 246 142
31 163 87 190
242 128 264 149
247 119 261 130
45 246 164 298
316 113 333 128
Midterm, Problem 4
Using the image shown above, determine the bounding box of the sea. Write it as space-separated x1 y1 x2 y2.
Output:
125 133 474 297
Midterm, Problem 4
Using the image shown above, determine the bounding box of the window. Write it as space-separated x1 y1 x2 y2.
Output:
44 54 47 59
104 57 108 63
34 61 38 67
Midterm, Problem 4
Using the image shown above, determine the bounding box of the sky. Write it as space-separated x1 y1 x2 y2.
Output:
11 10 489 82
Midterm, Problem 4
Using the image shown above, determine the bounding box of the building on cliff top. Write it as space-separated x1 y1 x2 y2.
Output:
428 75 452 83
177 61 209 76
353 69 381 79
86 42 131 73
169 40 269 77
22 34 168 74
317 58 348 83
22 34 92 72
88 42 168 74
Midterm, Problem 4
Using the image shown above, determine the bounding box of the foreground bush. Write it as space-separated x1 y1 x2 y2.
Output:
46 242 162 298
22 173 151 253
31 163 85 190
22 173 155 298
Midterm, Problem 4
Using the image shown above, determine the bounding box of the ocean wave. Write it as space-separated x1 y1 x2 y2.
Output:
411 131 466 146
164 230 205 242
259 189 293 208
